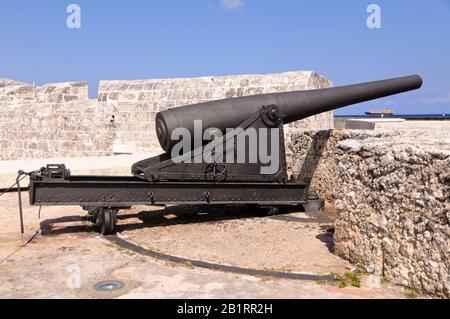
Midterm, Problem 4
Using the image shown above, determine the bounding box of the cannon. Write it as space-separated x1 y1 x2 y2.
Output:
24 75 422 234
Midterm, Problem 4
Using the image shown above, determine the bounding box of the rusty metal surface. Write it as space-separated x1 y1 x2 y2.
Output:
30 175 307 206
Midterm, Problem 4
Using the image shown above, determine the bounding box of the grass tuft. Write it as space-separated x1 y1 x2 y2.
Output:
333 271 362 288
405 290 419 299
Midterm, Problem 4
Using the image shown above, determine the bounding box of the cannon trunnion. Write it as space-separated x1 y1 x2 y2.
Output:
26 75 423 234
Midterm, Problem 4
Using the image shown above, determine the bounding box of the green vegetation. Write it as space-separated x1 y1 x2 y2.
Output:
104 242 135 256
333 271 362 288
356 263 369 275
405 290 419 299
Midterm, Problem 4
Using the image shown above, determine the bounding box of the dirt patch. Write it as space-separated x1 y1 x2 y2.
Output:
116 205 351 274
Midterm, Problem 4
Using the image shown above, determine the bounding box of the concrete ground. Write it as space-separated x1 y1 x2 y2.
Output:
0 189 410 299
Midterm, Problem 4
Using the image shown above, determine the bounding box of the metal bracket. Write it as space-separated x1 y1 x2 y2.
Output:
147 191 155 204
203 191 211 203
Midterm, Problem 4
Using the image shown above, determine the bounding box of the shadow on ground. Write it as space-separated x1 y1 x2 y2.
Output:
40 204 335 238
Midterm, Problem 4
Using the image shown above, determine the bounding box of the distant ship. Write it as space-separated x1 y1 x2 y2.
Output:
365 108 394 117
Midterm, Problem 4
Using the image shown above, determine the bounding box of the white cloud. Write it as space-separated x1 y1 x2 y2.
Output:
220 0 244 11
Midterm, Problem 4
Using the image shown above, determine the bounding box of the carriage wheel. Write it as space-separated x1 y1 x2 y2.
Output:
97 208 117 235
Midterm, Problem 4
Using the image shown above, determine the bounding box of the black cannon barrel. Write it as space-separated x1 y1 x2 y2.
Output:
156 75 422 151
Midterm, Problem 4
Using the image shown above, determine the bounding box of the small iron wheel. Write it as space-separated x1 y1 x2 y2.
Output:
97 208 117 235
258 206 280 216
303 198 325 212
265 206 280 216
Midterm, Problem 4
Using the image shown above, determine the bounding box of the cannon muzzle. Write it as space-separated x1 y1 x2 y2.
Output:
156 75 422 151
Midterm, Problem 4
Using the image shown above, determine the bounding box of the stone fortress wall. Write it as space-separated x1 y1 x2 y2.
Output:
0 79 113 160
288 129 450 298
0 71 334 161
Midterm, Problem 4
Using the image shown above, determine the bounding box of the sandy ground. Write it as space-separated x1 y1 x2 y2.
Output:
119 205 350 274
0 192 407 298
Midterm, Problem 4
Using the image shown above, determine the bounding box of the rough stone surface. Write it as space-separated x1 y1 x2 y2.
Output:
0 71 334 160
288 129 450 297
98 71 334 154
0 81 111 159
0 100 114 159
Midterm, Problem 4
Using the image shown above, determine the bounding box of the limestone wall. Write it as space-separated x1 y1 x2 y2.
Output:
288 129 450 297
98 71 334 154
0 71 334 161
0 78 88 104
0 81 113 160
0 101 114 160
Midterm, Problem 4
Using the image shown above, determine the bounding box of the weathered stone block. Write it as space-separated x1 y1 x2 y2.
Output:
288 129 450 297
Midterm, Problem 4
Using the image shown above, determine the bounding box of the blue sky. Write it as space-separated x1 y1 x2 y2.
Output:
0 0 449 114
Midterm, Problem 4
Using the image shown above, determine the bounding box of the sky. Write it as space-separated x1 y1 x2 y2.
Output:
0 0 449 115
